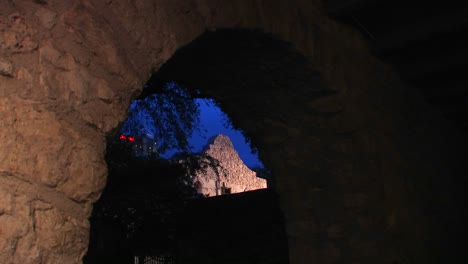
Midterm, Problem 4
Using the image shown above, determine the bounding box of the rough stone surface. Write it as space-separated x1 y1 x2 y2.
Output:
0 60 14 77
193 134 266 196
34 7 57 30
0 0 466 263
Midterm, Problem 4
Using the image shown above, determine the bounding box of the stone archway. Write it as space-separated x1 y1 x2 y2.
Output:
138 28 334 262
1 1 465 264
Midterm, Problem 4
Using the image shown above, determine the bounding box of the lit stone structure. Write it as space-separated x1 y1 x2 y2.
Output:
193 134 267 196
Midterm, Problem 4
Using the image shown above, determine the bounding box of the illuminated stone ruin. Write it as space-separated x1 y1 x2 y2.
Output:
193 134 267 196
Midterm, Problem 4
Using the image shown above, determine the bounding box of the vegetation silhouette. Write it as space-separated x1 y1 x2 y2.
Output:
86 131 227 263
121 81 202 154
86 80 261 263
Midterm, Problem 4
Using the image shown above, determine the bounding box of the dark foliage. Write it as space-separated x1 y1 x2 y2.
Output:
85 137 226 263
88 139 195 257
121 82 201 154
86 79 234 263
172 151 228 183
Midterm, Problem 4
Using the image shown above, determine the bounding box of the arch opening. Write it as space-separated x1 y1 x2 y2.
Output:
85 81 270 263
86 28 329 264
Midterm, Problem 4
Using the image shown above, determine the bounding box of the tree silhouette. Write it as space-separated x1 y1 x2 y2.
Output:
85 139 193 263
85 80 232 263
85 136 226 263
120 82 201 154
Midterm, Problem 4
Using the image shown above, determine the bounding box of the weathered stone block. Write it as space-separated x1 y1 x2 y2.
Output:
0 60 14 77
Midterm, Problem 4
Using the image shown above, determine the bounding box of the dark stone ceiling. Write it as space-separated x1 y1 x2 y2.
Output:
325 0 468 130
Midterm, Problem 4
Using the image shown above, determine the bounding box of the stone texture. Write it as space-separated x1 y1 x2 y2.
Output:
0 12 38 53
0 0 465 263
193 134 267 196
34 7 57 30
0 60 14 77
0 176 89 264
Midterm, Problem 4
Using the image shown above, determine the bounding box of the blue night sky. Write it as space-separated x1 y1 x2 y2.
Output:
121 90 263 169
164 98 263 168
187 99 263 168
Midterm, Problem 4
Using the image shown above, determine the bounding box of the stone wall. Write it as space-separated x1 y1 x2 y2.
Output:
193 134 266 196
0 0 466 263
177 189 289 264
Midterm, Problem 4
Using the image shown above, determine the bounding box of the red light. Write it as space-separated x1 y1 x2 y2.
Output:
128 136 135 142
119 134 127 140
